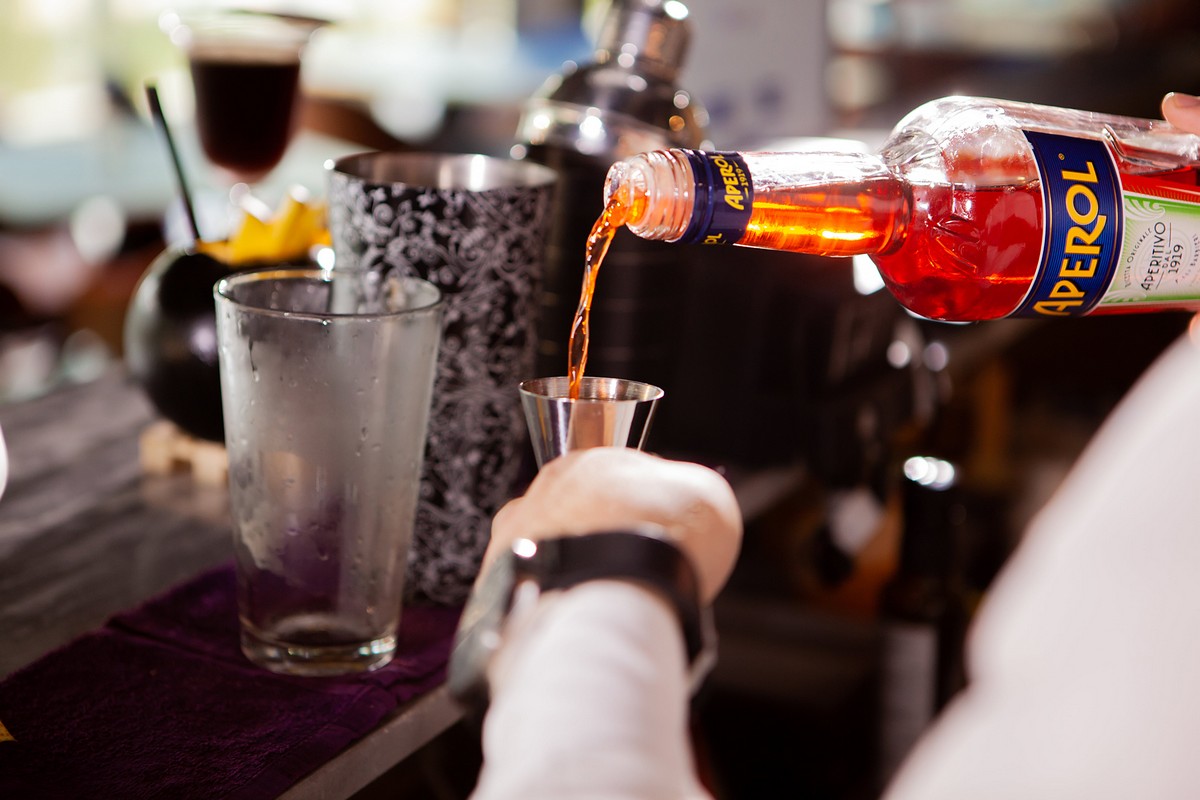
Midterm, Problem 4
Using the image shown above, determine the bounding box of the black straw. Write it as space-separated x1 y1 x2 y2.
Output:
145 83 201 243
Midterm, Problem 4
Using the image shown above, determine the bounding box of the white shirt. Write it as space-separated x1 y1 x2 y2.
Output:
474 581 711 799
887 324 1200 800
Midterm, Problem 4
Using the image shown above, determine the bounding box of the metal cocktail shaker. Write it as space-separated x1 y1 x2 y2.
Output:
514 0 708 396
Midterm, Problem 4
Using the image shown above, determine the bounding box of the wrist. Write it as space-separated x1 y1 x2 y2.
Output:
471 580 709 800
489 579 684 692
448 528 717 716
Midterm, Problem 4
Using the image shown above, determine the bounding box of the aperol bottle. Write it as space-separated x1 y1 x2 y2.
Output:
602 96 1200 321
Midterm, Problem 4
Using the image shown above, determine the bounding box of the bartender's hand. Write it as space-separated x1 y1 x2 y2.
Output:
488 448 743 604
1162 92 1200 134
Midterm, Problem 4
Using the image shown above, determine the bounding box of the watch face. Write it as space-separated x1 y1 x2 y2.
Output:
447 550 516 711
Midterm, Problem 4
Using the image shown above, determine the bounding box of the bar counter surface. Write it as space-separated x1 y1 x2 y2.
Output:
0 368 463 799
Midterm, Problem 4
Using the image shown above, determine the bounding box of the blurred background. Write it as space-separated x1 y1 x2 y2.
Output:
1 0 1198 796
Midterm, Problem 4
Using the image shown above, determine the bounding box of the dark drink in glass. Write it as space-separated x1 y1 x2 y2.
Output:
189 51 301 183
171 12 314 184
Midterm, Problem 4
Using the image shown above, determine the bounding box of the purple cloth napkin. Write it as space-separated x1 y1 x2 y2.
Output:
0 563 462 800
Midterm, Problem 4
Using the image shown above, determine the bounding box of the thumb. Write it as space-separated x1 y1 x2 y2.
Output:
1162 92 1200 135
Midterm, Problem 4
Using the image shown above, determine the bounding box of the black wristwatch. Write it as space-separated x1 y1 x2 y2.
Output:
448 528 716 714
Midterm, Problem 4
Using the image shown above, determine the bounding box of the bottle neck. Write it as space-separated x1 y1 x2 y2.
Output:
606 149 911 257
605 149 696 240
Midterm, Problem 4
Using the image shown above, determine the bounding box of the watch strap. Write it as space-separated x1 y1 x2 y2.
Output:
448 529 716 717
511 530 709 668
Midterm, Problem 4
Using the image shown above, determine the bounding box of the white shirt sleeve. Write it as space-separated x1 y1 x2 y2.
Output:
884 329 1200 800
471 580 714 800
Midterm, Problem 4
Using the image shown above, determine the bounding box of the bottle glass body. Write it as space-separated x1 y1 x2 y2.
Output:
607 96 1200 321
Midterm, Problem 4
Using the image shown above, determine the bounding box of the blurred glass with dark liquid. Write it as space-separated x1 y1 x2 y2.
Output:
166 11 316 184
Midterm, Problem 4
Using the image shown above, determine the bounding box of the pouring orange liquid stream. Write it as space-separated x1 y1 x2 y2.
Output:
567 191 635 399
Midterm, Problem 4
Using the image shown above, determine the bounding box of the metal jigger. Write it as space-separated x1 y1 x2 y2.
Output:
519 376 664 469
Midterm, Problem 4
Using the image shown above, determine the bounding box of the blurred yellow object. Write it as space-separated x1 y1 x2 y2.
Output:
198 187 329 265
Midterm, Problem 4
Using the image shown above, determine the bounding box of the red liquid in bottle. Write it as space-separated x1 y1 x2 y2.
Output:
727 162 1042 320
875 182 1043 320
734 160 1200 321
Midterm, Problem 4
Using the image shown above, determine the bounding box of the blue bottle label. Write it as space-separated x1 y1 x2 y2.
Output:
679 151 754 245
1012 130 1123 317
